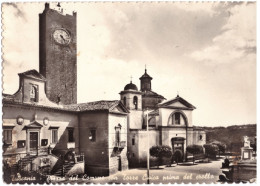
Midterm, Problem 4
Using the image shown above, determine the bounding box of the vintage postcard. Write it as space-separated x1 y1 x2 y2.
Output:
1 1 256 184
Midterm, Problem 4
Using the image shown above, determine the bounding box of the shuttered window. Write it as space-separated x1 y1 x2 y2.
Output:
4 129 12 144
51 129 58 143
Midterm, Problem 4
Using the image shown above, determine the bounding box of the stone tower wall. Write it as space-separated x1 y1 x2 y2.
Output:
39 4 77 104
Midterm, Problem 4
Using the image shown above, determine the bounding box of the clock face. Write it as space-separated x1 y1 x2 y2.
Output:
53 29 71 45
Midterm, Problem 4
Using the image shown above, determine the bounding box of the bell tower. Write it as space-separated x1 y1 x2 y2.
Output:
39 3 77 104
120 81 143 129
120 81 142 110
139 68 152 92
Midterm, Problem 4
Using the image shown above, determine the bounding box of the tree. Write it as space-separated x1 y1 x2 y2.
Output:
250 138 256 152
203 144 219 161
172 150 183 165
211 141 226 157
186 145 204 164
150 145 172 168
217 143 226 157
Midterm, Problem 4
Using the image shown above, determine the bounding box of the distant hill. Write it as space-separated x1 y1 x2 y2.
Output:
194 124 256 152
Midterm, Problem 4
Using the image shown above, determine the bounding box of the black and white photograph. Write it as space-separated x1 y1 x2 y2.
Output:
1 1 257 184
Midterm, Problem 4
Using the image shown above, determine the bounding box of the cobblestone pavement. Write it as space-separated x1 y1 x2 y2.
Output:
51 158 223 184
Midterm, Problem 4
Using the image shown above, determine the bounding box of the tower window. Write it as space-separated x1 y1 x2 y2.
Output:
123 97 126 106
199 135 203 140
67 128 74 142
89 129 96 142
132 138 135 145
30 84 38 102
133 96 138 110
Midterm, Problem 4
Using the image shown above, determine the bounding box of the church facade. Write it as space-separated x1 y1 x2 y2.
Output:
120 69 206 167
2 3 206 180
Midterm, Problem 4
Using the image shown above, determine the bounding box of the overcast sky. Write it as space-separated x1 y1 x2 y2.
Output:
2 2 256 127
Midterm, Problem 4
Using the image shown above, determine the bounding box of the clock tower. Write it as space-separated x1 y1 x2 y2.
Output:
39 3 77 104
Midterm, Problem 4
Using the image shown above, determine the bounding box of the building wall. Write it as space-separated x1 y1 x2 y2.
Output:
78 111 109 176
108 113 128 175
2 104 79 158
128 110 143 129
142 96 164 110
132 130 159 167
192 130 206 146
127 130 139 167
187 128 195 146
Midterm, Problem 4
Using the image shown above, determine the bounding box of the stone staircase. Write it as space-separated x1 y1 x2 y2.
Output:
19 155 37 171
10 163 19 175
52 161 75 177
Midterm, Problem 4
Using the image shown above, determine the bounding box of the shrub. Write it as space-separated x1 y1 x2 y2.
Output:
211 141 226 157
203 144 219 161
150 145 172 167
186 145 204 164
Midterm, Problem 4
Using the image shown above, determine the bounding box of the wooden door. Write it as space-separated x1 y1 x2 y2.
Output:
30 132 38 151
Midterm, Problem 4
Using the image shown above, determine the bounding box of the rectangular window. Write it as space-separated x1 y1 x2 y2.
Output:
41 139 48 146
51 129 58 143
115 130 120 146
18 140 26 148
174 113 181 124
3 130 12 145
68 128 74 142
132 138 135 145
115 124 122 146
90 129 96 142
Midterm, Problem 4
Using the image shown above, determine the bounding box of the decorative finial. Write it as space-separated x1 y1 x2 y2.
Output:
130 75 133 83
177 91 179 97
145 64 147 73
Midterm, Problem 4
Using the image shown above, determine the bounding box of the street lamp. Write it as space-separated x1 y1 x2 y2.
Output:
146 108 150 184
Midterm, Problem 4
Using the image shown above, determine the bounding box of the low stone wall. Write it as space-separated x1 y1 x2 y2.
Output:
85 164 109 177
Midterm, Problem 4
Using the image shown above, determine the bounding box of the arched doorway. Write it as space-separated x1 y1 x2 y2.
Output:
171 137 185 162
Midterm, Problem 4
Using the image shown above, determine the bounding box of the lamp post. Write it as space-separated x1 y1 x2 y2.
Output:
146 108 150 184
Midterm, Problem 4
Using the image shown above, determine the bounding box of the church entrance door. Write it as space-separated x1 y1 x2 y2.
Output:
171 137 185 162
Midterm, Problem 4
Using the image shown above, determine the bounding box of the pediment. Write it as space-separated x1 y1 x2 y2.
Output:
167 101 188 108
109 101 129 114
158 96 196 110
112 106 124 113
23 121 43 130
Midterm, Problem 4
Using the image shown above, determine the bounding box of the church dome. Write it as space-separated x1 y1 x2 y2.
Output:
124 81 138 91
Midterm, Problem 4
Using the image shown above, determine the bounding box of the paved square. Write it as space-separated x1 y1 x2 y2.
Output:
53 159 223 184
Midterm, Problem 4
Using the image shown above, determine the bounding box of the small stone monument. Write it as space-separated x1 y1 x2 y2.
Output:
241 136 253 160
